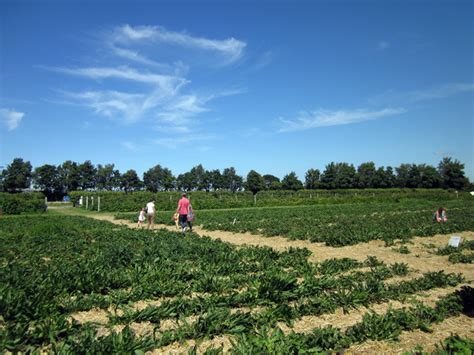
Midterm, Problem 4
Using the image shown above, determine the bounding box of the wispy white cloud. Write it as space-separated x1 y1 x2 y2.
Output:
150 134 218 149
121 141 138 151
62 90 147 123
279 108 405 132
377 40 390 50
369 83 474 106
49 66 188 93
408 83 474 101
113 24 246 64
0 108 24 131
45 23 248 139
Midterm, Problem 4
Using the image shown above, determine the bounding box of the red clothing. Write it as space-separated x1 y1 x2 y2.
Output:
178 197 190 215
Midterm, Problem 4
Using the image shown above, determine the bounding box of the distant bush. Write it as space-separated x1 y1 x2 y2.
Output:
0 192 46 214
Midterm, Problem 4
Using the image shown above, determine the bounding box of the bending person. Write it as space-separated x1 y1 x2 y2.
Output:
434 207 447 223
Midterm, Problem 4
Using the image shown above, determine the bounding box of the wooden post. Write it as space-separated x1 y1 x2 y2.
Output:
98 196 101 212
91 196 94 209
254 194 257 206
86 196 89 209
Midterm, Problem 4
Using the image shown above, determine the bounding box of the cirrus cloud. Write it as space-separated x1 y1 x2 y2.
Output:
0 108 24 131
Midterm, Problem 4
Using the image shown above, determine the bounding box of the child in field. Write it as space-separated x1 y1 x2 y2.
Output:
434 207 447 223
172 212 180 229
137 208 146 228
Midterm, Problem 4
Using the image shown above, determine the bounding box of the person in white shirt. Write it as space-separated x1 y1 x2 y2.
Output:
146 200 156 230
137 208 146 228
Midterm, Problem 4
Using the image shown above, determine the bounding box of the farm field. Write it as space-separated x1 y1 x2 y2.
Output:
1 199 473 353
116 199 474 247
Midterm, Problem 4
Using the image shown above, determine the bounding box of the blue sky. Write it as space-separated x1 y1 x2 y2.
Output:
1 0 473 180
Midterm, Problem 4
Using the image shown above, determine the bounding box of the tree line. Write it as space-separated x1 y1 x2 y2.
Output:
0 157 470 200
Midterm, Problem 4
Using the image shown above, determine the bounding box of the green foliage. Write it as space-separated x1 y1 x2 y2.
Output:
393 245 411 254
127 198 473 247
436 240 474 264
0 157 32 192
0 192 46 214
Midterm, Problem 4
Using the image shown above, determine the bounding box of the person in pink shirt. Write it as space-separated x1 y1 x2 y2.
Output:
176 193 190 233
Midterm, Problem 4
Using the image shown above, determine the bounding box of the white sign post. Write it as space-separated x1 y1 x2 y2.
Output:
448 236 462 248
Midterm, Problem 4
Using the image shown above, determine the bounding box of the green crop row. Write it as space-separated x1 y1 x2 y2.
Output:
0 214 470 352
116 199 474 246
0 192 46 214
69 188 468 212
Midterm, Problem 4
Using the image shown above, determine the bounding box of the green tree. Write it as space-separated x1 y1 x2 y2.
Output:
77 160 97 190
58 160 80 193
281 171 304 191
320 162 356 189
263 174 281 190
222 167 243 192
418 164 441 188
33 164 62 199
143 164 175 192
189 164 208 191
1 158 32 192
438 157 469 190
121 169 143 192
176 172 194 191
96 164 121 190
245 170 265 194
396 164 411 188
208 169 224 190
304 169 320 189
356 162 376 188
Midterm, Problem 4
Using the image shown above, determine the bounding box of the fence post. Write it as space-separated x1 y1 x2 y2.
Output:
86 196 89 209
98 196 101 212
45 197 48 209
254 194 257 206
91 196 94 209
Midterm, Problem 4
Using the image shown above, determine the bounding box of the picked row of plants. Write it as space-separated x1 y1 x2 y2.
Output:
1 215 470 352
116 199 474 246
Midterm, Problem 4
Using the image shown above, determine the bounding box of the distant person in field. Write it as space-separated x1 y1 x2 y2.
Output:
187 203 195 233
434 207 447 223
146 200 156 230
137 207 146 228
176 193 190 234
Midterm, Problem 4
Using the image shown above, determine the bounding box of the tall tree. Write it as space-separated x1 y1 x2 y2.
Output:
304 169 320 189
263 174 281 190
33 164 62 199
0 158 32 192
176 172 194 191
143 165 175 192
96 164 120 190
189 164 208 191
396 164 411 188
77 160 97 190
320 162 356 189
281 172 304 191
222 167 243 192
356 162 376 188
208 169 224 190
121 169 143 192
245 170 265 195
438 157 469 190
58 160 80 193
418 164 442 188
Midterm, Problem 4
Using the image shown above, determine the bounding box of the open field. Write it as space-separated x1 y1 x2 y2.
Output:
1 196 473 353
